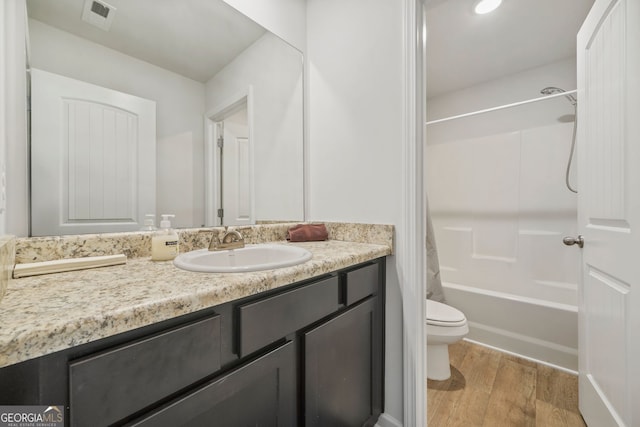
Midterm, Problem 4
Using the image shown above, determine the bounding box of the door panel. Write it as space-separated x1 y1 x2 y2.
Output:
577 0 640 425
31 68 156 236
66 99 137 222
583 267 629 419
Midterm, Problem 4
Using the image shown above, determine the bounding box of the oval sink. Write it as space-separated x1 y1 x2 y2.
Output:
173 244 312 273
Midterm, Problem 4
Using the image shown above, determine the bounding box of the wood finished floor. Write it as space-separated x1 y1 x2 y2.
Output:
427 341 587 427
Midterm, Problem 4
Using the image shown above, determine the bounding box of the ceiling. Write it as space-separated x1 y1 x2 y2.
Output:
26 0 267 83
425 0 595 98
27 0 595 94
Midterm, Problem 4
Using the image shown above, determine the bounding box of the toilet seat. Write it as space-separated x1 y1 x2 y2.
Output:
426 299 467 327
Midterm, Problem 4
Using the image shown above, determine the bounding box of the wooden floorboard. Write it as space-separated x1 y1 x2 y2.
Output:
427 341 587 427
536 364 580 413
535 400 587 427
482 358 537 427
458 344 501 394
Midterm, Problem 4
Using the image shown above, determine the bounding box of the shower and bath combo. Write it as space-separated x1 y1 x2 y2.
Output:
540 86 578 193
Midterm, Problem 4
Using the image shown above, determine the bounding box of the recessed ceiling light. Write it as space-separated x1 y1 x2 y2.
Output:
474 0 502 15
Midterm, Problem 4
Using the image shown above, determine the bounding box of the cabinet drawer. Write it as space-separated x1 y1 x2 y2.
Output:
238 276 339 356
127 341 296 427
344 263 379 305
69 314 221 427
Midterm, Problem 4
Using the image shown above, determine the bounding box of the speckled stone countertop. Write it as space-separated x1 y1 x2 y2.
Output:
0 236 15 303
0 237 391 368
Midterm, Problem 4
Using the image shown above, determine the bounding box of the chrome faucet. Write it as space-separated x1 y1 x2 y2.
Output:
204 226 245 251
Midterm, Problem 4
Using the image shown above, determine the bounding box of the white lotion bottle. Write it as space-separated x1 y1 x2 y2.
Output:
151 214 179 261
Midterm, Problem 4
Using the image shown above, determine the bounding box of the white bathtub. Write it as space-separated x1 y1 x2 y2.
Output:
442 282 578 372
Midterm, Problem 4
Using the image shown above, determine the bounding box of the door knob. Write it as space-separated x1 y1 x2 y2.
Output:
563 235 584 248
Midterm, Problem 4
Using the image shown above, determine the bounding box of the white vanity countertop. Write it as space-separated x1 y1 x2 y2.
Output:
0 240 391 368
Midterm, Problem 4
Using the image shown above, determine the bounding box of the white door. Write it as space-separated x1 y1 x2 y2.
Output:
576 0 640 425
31 68 156 236
220 106 253 226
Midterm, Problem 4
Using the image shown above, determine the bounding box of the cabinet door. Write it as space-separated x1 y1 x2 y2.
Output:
304 297 382 427
128 341 296 427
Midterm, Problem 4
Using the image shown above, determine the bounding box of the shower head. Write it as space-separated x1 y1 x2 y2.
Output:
540 86 577 106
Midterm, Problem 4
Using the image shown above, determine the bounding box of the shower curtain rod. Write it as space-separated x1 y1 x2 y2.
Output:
425 89 577 126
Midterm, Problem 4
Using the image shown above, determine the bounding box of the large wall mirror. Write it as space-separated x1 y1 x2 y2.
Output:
26 0 304 236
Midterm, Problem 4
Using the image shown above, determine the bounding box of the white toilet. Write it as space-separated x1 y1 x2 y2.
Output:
426 299 469 380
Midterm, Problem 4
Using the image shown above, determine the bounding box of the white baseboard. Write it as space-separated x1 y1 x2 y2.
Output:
375 412 403 427
466 322 578 372
464 338 578 375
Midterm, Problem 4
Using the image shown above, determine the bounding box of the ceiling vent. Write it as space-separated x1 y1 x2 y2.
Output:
81 0 117 31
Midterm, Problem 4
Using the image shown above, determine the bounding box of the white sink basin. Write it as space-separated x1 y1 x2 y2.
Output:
173 244 312 273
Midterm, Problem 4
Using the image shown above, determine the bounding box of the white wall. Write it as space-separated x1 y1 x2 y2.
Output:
205 33 304 222
307 0 405 423
1 0 28 237
222 0 306 52
28 19 206 229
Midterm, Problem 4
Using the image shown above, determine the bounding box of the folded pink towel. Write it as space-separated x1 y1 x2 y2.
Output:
286 224 328 242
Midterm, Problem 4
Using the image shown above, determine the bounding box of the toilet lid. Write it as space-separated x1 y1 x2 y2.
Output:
426 300 467 327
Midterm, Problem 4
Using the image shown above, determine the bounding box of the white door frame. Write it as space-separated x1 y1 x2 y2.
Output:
400 0 427 426
1 0 29 237
204 86 255 227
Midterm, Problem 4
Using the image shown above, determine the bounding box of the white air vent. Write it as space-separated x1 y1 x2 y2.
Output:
81 0 117 31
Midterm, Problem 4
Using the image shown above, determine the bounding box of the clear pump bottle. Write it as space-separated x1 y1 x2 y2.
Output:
140 214 157 231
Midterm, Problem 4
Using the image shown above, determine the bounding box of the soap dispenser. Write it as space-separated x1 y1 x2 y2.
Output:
140 214 157 231
151 214 179 261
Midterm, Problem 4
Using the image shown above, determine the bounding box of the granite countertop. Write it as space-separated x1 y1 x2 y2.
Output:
0 239 391 368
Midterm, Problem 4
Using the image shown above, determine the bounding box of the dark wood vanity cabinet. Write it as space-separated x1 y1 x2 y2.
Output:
0 258 385 427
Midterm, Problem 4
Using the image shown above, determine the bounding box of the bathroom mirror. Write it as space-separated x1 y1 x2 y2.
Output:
26 0 304 236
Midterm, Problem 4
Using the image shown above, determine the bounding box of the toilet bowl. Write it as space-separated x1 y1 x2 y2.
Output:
426 299 469 381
